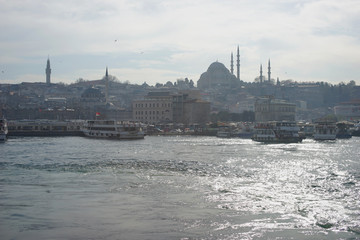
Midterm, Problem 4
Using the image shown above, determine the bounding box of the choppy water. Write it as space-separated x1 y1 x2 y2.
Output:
0 136 359 239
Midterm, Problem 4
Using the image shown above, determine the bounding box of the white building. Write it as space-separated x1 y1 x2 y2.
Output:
255 96 296 122
334 100 360 120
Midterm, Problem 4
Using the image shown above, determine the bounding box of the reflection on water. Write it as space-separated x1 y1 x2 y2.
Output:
0 136 359 239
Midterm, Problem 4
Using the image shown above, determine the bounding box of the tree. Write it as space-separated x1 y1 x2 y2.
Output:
189 80 194 88
348 80 356 86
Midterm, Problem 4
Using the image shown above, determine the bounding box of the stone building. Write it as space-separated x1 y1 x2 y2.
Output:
132 92 173 123
132 91 211 125
182 99 211 125
172 93 210 125
255 96 296 122
334 100 360 120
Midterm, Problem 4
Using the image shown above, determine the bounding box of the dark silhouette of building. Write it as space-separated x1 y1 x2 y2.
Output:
236 46 240 80
197 62 239 90
268 59 271 82
46 58 51 85
105 67 109 104
230 53 234 75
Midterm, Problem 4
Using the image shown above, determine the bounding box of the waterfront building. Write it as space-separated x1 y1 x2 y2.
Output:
172 93 211 125
255 96 296 122
229 100 255 113
334 100 360 120
182 99 211 125
132 91 210 125
132 92 173 123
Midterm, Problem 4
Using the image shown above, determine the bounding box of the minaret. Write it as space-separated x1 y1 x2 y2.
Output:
260 64 263 83
45 57 51 85
268 59 271 82
230 53 234 75
236 46 240 80
105 67 109 104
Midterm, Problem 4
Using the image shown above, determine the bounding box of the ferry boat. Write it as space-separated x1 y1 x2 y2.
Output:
7 120 84 136
313 122 337 140
251 121 302 143
0 118 8 141
82 120 144 140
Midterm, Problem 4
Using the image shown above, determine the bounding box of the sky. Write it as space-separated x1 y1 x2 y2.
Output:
0 0 360 86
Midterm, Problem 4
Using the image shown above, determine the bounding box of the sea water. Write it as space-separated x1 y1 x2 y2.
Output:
0 136 359 239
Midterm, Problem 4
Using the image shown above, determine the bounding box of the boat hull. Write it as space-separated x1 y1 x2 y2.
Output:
252 136 302 143
83 130 144 140
0 133 6 142
313 134 336 140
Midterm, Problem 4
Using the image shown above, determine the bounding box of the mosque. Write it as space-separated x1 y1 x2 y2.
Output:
197 46 274 89
197 46 241 90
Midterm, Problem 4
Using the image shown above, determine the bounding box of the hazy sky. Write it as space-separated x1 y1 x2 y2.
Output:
1 0 359 86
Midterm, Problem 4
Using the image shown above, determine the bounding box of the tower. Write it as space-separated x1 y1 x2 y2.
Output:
45 57 51 85
105 67 109 104
260 64 263 83
268 59 271 82
230 53 234 75
236 46 240 80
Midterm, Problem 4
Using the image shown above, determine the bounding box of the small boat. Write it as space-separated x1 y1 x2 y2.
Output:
313 122 337 140
252 121 302 143
82 120 144 140
0 118 8 142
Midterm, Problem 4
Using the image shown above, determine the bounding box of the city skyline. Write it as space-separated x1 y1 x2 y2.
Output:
1 0 360 86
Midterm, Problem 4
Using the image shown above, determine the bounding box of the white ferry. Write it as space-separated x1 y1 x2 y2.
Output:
0 118 8 142
252 121 303 143
82 120 144 140
313 122 337 140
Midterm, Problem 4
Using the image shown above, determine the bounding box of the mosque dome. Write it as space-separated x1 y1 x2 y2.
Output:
208 61 226 70
197 61 239 90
